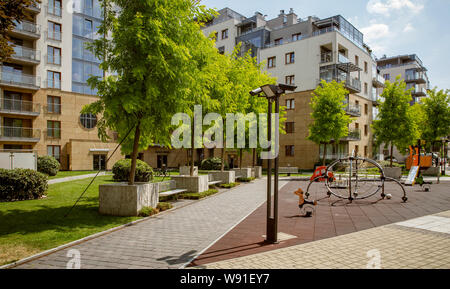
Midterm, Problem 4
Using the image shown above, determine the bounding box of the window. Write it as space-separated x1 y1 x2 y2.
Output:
268 57 276 68
47 95 61 114
80 113 97 129
221 29 228 39
364 61 368 73
47 46 61 65
48 21 61 41
364 104 368 115
47 71 61 89
286 99 295 110
285 145 295 157
364 83 368 95
355 55 359 67
383 74 390 80
364 125 368 136
214 32 218 40
218 46 225 55
364 146 368 157
48 0 62 16
84 19 93 38
292 33 301 41
285 52 295 64
355 123 359 130
47 145 61 162
84 0 93 16
285 75 295 85
47 121 61 138
355 145 359 155
285 122 295 134
274 38 283 46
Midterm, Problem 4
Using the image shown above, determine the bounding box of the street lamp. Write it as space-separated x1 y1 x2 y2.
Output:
441 137 448 176
250 83 297 244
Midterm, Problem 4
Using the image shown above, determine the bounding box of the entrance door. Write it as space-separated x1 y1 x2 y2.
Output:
228 155 235 169
93 154 106 170
157 155 168 169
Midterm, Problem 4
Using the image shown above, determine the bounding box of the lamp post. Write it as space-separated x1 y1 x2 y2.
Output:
441 137 448 176
250 83 297 244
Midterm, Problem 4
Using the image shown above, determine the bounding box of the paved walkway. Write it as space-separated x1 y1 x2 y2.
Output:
48 172 110 185
13 178 288 269
198 210 450 269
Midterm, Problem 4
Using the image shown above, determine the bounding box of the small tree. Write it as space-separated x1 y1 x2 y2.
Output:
0 0 39 61
421 88 450 150
308 80 352 166
372 76 418 167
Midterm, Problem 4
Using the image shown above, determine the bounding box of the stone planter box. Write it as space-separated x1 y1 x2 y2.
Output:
383 167 402 180
99 183 158 217
422 167 441 177
252 166 262 178
179 166 198 176
171 175 208 193
209 171 235 184
232 168 252 179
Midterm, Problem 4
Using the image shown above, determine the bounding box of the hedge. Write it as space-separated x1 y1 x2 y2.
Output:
37 155 60 176
0 169 48 201
112 159 153 182
200 157 228 171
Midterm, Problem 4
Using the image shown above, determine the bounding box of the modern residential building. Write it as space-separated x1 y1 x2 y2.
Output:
0 0 122 170
145 8 385 170
377 54 430 105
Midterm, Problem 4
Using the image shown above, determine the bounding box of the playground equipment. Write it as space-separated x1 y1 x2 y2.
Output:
405 141 437 191
294 188 317 217
303 155 408 205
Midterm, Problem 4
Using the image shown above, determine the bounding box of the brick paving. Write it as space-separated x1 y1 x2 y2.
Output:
191 180 450 266
197 211 450 269
13 178 289 269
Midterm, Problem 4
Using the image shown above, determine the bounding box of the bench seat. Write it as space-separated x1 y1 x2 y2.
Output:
208 180 222 186
159 189 187 197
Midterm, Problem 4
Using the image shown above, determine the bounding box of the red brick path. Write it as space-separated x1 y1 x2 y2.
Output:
191 179 450 266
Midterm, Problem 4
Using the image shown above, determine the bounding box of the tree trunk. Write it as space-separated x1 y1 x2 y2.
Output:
221 147 225 171
252 148 256 167
129 121 141 185
190 122 195 176
239 149 243 169
322 143 327 166
390 143 394 168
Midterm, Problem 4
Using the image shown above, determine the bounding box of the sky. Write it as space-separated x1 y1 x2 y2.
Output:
201 0 450 90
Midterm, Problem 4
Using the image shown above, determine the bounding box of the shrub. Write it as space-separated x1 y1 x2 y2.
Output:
179 189 219 200
37 156 60 176
237 177 255 183
112 159 153 182
218 183 239 189
138 206 158 217
0 169 48 201
157 202 173 212
200 157 228 170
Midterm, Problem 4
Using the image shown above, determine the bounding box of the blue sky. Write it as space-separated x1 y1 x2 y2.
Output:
201 0 450 90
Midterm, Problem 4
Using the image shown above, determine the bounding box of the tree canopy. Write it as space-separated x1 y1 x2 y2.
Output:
420 88 450 146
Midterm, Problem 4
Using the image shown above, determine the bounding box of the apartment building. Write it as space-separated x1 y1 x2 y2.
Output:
144 8 385 170
377 54 430 105
0 0 122 171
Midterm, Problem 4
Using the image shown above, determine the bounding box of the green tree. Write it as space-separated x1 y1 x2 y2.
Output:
308 80 352 166
421 88 450 150
372 76 418 167
84 0 217 184
0 0 40 61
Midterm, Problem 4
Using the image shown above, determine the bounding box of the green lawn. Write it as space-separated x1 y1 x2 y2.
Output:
48 170 103 180
0 175 141 266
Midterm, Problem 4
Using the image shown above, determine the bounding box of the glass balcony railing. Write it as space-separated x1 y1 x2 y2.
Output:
12 20 40 36
338 53 350 64
0 126 41 140
0 98 40 115
11 45 40 63
0 71 40 89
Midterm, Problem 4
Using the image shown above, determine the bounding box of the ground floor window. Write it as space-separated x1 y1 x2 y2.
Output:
157 155 168 169
47 145 61 162
285 145 295 157
93 154 106 171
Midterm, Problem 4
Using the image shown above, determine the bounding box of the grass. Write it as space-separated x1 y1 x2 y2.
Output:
48 170 102 180
179 189 219 200
0 175 141 266
218 182 239 189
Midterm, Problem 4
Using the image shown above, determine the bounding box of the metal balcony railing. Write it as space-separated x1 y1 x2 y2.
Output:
11 45 40 63
344 103 361 116
0 71 40 89
0 126 41 140
320 52 332 63
0 98 40 115
12 20 41 36
345 129 361 141
320 75 361 93
46 128 61 139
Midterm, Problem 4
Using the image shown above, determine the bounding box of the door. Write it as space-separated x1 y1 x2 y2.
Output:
4 118 23 137
157 155 168 169
4 92 22 111
93 154 106 171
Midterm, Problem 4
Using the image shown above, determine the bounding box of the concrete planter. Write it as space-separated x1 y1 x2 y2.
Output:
171 175 208 193
383 167 402 180
251 166 262 178
232 168 253 179
179 166 198 176
99 183 158 217
209 171 235 184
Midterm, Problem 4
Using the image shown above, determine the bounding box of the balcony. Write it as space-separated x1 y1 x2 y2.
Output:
412 87 427 97
342 129 361 141
405 73 427 84
0 98 40 116
0 71 40 90
319 75 361 93
46 128 61 140
372 74 385 88
344 103 361 116
9 45 40 65
320 52 332 63
0 126 41 142
26 2 41 13
11 21 41 40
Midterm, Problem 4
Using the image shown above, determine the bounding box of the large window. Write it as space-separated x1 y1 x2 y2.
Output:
48 21 61 41
268 57 276 68
80 113 97 129
84 0 93 16
47 145 61 162
47 95 61 114
48 0 62 16
47 71 61 89
285 75 295 85
47 121 61 138
47 46 61 65
84 19 93 38
286 99 295 110
285 52 295 64
285 122 295 134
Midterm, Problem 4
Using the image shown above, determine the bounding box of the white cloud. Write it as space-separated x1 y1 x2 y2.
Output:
403 23 415 32
367 0 424 16
360 23 390 42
